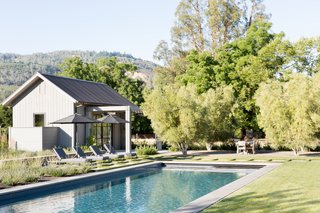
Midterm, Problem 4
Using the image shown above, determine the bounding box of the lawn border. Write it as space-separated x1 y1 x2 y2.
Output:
0 161 161 206
171 161 281 213
0 160 280 212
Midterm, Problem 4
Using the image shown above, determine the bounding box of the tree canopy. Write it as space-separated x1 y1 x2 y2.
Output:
147 0 320 154
255 74 320 154
59 56 152 134
142 84 234 155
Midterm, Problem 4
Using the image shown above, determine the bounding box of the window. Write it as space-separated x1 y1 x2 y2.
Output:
92 114 112 146
34 114 45 127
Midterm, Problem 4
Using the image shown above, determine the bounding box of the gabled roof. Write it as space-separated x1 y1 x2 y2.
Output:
2 72 139 111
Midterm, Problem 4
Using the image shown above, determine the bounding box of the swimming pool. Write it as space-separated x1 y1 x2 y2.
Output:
0 162 254 213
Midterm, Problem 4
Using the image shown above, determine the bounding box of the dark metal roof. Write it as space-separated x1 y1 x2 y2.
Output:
97 114 130 124
42 74 138 108
51 113 103 124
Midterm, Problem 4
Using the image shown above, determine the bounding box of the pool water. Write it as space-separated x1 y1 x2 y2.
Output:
0 166 244 213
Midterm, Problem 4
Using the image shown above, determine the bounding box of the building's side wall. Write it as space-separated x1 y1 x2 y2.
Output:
8 127 43 151
12 79 75 148
75 106 86 146
43 127 59 150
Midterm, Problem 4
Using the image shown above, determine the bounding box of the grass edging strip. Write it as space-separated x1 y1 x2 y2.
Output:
171 162 281 213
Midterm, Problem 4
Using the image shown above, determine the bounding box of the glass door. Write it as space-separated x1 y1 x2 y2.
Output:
92 115 112 148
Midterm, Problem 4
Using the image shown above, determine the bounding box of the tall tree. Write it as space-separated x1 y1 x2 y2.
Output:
255 74 320 154
176 22 292 135
171 0 206 53
207 0 243 51
161 0 269 58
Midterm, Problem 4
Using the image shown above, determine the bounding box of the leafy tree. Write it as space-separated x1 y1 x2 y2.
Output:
142 84 201 155
0 105 12 143
59 57 153 134
175 22 292 136
58 57 101 82
255 74 320 154
0 105 12 129
289 37 320 75
157 0 269 60
207 0 244 50
172 0 206 53
200 86 234 149
142 84 233 155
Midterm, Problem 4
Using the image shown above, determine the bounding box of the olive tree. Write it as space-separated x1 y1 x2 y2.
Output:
255 73 320 154
200 86 234 150
142 84 234 155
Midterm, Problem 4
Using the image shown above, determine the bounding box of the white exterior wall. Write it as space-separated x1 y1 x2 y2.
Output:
75 105 86 146
8 127 59 151
89 105 132 154
12 79 75 147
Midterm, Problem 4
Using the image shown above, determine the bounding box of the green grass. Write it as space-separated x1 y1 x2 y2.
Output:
204 161 320 213
146 152 320 212
2 148 320 212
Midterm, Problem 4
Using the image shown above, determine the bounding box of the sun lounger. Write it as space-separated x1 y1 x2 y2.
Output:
92 145 125 158
72 146 109 161
53 148 91 163
103 143 116 154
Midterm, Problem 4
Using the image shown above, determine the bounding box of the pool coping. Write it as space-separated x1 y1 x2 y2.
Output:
0 161 280 212
0 161 161 205
170 161 281 213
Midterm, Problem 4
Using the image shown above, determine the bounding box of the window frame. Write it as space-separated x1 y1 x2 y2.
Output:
33 113 45 127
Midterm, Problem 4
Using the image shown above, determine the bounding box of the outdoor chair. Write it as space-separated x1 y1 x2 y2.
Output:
72 146 109 161
91 145 125 158
236 141 255 154
103 144 126 158
53 148 91 163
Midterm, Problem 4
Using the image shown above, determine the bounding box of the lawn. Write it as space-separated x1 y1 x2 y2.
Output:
152 152 320 212
1 149 319 212
179 157 320 212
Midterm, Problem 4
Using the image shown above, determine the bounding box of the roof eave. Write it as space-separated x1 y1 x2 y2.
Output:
2 73 41 106
2 72 77 107
78 101 140 113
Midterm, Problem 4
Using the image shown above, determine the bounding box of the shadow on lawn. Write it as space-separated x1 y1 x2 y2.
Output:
299 152 320 157
204 188 319 213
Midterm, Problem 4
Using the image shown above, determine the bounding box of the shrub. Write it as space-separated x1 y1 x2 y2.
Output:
168 146 179 152
0 159 43 186
188 143 206 150
136 145 158 156
44 163 92 177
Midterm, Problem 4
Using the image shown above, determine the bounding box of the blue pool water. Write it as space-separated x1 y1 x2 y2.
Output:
0 165 244 213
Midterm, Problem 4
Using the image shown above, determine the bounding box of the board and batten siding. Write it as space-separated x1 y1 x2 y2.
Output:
12 79 75 147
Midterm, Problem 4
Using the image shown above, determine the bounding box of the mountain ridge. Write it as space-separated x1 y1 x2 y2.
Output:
0 50 157 101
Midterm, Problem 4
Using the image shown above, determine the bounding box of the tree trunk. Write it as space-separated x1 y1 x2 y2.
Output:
206 142 212 151
292 148 298 155
181 148 188 156
178 142 188 156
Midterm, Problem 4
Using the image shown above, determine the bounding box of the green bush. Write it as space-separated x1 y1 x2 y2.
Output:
168 146 179 152
188 144 206 150
0 159 43 186
136 145 158 156
44 163 91 177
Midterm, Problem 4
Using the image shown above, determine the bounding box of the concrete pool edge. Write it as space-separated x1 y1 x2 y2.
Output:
171 162 281 213
0 161 161 205
0 160 280 211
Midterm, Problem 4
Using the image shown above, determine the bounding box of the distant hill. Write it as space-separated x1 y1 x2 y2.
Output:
0 51 157 102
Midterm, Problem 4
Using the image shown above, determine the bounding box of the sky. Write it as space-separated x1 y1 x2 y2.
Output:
0 0 320 63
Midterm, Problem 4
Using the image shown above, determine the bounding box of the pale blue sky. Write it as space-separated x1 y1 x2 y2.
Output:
0 0 319 62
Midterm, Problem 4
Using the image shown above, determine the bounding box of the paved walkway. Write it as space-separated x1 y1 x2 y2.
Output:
158 150 320 158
